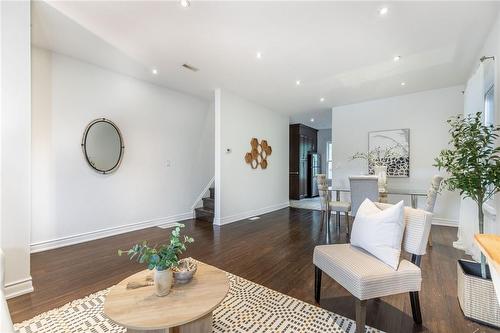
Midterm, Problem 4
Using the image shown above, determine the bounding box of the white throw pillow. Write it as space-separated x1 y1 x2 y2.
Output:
350 199 405 270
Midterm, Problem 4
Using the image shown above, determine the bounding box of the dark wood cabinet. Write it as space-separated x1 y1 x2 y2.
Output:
289 124 318 200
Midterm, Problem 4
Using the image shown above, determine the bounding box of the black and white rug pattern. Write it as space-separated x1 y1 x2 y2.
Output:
14 273 382 333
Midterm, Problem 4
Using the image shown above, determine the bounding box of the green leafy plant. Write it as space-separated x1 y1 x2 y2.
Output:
434 112 500 278
352 145 402 167
118 224 194 271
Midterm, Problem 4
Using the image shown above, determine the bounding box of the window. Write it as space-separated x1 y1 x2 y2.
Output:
484 85 495 204
326 141 333 179
485 85 494 126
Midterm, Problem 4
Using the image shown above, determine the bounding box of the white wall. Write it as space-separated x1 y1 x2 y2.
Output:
332 85 464 225
214 89 289 225
1 0 33 298
317 129 331 178
31 47 214 251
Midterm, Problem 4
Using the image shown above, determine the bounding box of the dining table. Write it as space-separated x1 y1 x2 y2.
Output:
323 186 428 244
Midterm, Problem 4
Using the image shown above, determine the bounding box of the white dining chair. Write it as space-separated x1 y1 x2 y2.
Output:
349 175 379 216
316 174 328 212
424 175 443 247
316 174 351 239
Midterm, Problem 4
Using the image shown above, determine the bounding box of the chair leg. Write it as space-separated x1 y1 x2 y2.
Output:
320 211 324 232
326 208 332 245
346 212 350 239
409 291 422 325
314 266 322 303
336 211 341 235
428 233 433 247
355 298 367 333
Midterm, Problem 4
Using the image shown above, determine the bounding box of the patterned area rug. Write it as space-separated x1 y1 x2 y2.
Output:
14 273 382 333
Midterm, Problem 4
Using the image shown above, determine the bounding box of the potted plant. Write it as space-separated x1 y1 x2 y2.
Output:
434 112 500 326
118 224 194 296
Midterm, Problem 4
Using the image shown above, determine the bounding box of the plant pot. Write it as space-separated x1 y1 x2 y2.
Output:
374 165 387 192
154 268 173 297
457 259 500 328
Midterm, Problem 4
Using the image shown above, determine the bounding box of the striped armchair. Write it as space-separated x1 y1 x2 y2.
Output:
313 203 433 333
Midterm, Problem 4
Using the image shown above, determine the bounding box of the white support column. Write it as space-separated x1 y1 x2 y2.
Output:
213 89 221 225
0 0 33 298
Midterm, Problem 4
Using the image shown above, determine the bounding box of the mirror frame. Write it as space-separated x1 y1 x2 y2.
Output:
81 118 125 174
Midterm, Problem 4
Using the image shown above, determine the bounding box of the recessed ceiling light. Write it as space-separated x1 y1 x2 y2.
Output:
152 68 158 75
401 82 406 86
296 80 301 86
320 97 325 102
393 55 401 62
180 0 190 8
379 7 388 16
310 118 315 122
256 52 262 59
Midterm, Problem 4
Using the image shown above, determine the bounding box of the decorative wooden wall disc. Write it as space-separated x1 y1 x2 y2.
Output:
260 159 268 169
250 138 259 148
245 138 272 170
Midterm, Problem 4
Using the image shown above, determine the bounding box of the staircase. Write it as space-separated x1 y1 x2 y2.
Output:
195 187 214 223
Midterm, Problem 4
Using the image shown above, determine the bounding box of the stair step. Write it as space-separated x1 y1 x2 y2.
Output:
209 187 215 199
202 197 214 210
195 207 214 223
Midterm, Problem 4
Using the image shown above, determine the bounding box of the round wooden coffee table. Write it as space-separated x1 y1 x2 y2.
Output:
104 261 229 333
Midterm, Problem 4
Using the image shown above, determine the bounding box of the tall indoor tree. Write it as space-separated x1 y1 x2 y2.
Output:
435 112 500 278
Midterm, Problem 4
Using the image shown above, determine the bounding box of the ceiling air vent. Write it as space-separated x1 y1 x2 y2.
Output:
182 63 199 72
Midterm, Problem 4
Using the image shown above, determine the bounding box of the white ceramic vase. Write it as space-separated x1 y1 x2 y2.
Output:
154 268 173 297
374 165 387 192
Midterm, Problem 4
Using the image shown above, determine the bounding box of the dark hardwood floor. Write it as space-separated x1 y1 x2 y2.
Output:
8 207 496 333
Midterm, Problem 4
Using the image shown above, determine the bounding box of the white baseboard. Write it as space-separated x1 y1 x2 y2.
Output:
5 277 33 299
30 212 193 253
157 212 193 229
432 217 458 227
215 202 290 226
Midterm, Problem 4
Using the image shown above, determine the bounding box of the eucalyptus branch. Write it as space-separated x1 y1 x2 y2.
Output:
352 144 406 167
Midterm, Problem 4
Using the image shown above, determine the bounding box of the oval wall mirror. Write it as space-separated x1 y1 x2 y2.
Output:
82 118 124 174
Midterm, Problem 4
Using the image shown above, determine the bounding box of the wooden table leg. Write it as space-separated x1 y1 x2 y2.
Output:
175 312 213 333
127 312 212 333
